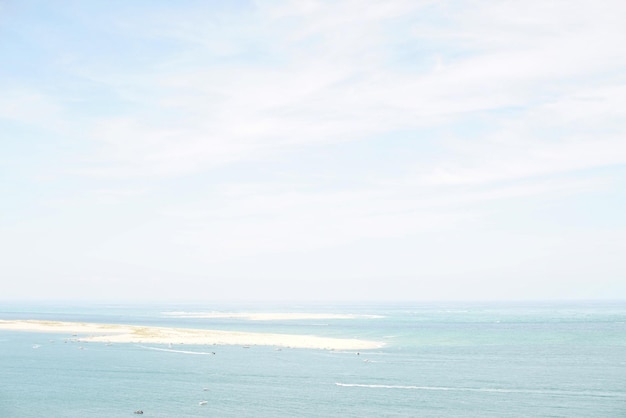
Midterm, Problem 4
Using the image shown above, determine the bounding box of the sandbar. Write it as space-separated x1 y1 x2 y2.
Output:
0 320 382 350
162 312 384 321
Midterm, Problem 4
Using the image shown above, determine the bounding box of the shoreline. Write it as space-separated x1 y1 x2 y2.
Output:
0 320 383 350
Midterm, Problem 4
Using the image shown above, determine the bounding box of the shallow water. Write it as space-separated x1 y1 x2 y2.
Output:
1 301 625 417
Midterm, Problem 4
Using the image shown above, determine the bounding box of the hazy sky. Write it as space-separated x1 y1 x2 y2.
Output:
1 0 625 302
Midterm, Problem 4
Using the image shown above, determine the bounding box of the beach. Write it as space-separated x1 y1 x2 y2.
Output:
0 319 382 350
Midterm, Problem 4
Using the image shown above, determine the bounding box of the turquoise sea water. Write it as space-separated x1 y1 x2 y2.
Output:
1 301 625 417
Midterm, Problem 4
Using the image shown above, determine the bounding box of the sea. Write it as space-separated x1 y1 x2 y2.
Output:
1 301 625 417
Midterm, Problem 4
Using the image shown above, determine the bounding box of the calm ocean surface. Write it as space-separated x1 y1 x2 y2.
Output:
1 301 625 417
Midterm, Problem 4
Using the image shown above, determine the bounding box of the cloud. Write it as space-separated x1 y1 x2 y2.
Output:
7 0 626 195
0 90 63 127
3 0 626 300
53 0 623 181
419 83 626 186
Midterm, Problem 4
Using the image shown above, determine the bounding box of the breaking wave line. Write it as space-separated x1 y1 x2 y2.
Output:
335 383 625 398
137 345 216 355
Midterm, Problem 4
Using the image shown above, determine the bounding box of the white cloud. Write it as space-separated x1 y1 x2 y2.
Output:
3 0 626 300
0 90 63 127
59 0 623 182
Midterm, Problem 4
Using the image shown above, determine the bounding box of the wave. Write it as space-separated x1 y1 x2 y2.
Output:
161 311 384 320
335 383 626 398
137 345 216 355
330 351 389 356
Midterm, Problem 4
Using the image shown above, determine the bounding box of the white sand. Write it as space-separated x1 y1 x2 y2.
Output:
0 320 382 350
162 312 384 321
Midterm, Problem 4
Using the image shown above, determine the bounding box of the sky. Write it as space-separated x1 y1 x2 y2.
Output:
1 0 625 302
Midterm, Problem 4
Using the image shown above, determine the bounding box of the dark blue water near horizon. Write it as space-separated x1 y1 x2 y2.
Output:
1 300 625 417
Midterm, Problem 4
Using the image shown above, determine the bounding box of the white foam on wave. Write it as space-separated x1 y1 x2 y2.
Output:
161 312 384 320
137 345 216 355
337 383 457 391
331 351 389 356
335 383 626 398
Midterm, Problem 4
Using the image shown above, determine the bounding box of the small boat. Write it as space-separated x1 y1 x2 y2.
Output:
133 410 143 415
199 401 208 406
